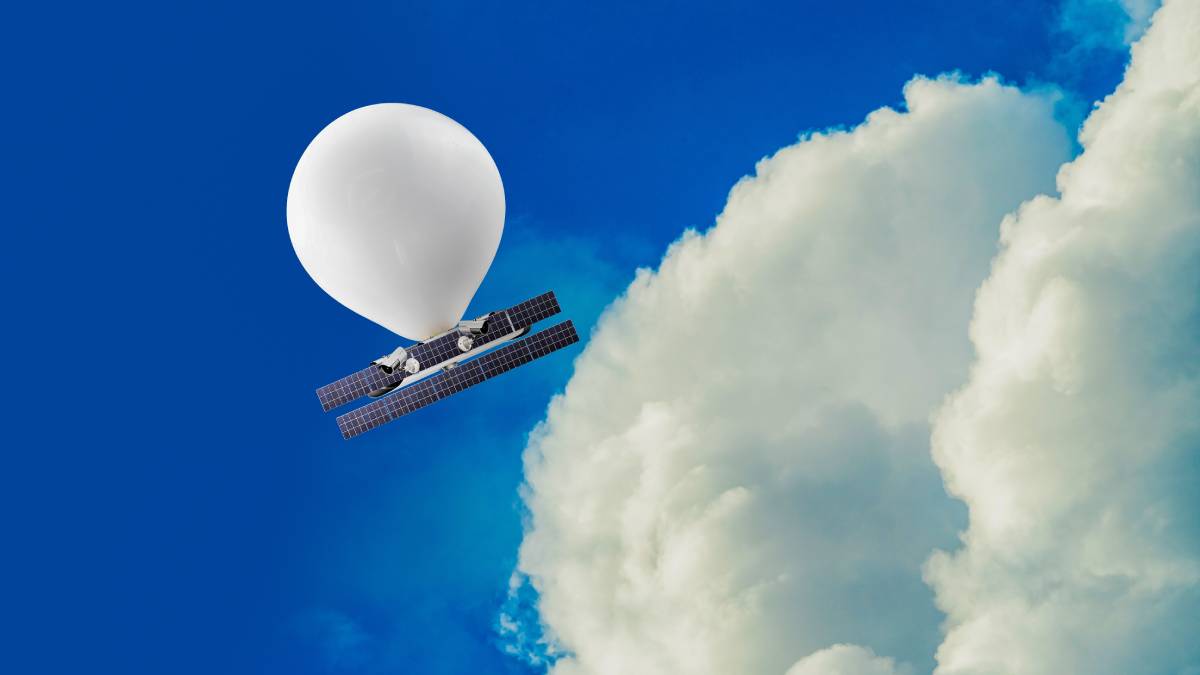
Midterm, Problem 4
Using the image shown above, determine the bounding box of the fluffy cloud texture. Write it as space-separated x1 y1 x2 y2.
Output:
509 0 1200 673
785 645 913 675
927 1 1200 673
508 76 1070 674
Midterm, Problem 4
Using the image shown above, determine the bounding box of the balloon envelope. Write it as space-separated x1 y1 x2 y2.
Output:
287 103 504 340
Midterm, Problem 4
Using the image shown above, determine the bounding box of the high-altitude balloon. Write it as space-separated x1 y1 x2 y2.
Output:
287 103 504 340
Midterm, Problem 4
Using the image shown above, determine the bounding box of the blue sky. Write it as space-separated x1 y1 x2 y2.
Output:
4 1 1147 673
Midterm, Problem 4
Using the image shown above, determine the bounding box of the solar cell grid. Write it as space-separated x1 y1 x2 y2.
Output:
315 291 560 412
336 320 579 439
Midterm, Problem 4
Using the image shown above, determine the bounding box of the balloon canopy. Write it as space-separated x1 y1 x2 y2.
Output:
287 103 505 341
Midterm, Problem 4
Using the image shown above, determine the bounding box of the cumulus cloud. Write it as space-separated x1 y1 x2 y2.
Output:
927 1 1200 673
507 76 1070 674
784 644 912 675
507 3 1200 673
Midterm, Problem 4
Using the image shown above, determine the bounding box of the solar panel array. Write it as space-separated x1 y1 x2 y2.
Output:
336 320 579 439
316 291 561 412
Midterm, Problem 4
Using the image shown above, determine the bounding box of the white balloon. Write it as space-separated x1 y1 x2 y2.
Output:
287 103 505 340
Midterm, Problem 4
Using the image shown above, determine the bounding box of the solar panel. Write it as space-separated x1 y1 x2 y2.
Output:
336 320 579 439
316 291 561 412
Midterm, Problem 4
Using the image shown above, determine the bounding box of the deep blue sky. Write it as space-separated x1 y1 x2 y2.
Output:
4 2 1126 673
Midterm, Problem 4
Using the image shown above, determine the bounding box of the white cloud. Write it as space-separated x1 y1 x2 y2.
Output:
507 3 1200 673
785 644 911 675
509 3 1200 671
508 76 1071 675
927 1 1200 673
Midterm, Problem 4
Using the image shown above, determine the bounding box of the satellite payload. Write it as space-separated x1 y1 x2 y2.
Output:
287 103 578 439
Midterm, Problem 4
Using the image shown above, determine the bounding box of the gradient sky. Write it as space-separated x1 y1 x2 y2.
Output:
4 1 1142 673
